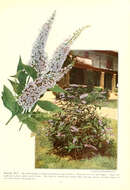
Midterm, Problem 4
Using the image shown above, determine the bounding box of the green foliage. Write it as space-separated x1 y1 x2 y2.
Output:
17 56 24 71
37 100 62 112
8 79 23 95
2 85 23 124
49 84 67 94
36 154 117 169
17 113 39 132
23 65 37 80
2 86 22 114
17 70 28 86
2 57 63 131
35 132 117 169
46 102 116 159
56 85 109 106
86 79 94 92
17 56 37 80
32 111 53 122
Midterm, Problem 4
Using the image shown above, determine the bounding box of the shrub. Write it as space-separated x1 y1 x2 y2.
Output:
86 79 94 92
56 85 109 106
45 102 116 159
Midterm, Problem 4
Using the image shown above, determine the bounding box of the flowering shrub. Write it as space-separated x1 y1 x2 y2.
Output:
1 11 89 131
45 101 116 159
56 85 109 106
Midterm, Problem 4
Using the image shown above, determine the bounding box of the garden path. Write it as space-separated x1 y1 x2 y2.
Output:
97 107 117 120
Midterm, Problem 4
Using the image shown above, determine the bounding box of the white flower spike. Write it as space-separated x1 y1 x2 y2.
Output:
49 25 90 73
29 10 56 76
18 12 90 112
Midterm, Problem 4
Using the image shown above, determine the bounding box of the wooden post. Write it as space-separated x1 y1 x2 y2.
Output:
112 73 116 92
66 72 70 87
100 71 105 89
58 72 70 88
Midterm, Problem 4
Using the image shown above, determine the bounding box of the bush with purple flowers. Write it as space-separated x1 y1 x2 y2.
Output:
56 85 109 106
45 101 116 159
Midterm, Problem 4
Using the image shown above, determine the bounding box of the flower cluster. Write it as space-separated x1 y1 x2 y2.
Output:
29 11 56 75
18 63 74 112
46 101 116 159
18 11 88 112
56 85 109 106
49 39 70 72
49 26 90 73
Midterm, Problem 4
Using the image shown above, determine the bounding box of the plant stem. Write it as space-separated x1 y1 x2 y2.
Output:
5 115 14 125
19 123 23 131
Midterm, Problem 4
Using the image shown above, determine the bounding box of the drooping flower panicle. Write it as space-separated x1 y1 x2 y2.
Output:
49 39 70 72
50 25 90 73
18 63 74 112
18 11 89 112
29 10 56 75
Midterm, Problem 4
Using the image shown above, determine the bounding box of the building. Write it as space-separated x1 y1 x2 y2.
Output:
68 50 118 91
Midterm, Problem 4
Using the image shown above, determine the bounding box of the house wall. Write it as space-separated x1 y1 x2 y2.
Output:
71 50 118 72
87 52 118 71
60 50 118 90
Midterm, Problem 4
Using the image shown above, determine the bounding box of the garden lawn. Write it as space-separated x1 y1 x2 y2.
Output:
101 99 117 109
35 119 117 169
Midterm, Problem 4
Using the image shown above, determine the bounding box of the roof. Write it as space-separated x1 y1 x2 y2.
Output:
74 59 117 74
71 50 118 57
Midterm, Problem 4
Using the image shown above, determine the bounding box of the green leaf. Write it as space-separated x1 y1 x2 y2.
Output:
18 114 38 132
2 86 20 114
24 118 38 132
23 65 37 80
49 84 67 94
17 56 24 72
17 57 37 80
32 111 52 122
8 79 23 95
17 70 28 85
2 86 23 124
37 100 62 112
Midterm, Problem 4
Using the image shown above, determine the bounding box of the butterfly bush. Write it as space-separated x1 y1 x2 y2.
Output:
45 102 116 159
29 11 56 75
18 63 73 112
18 11 89 112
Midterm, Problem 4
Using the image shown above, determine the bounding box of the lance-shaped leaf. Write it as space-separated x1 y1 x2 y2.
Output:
37 100 62 112
8 79 23 95
49 84 67 94
2 86 23 124
23 65 37 80
49 25 90 73
17 70 28 85
15 64 37 83
17 113 39 132
29 10 56 75
17 56 24 72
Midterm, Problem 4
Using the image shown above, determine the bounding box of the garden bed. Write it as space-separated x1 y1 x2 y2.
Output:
35 84 118 168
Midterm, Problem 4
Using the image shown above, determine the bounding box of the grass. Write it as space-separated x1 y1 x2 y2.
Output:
35 119 117 169
35 92 118 169
35 152 116 169
101 99 118 109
